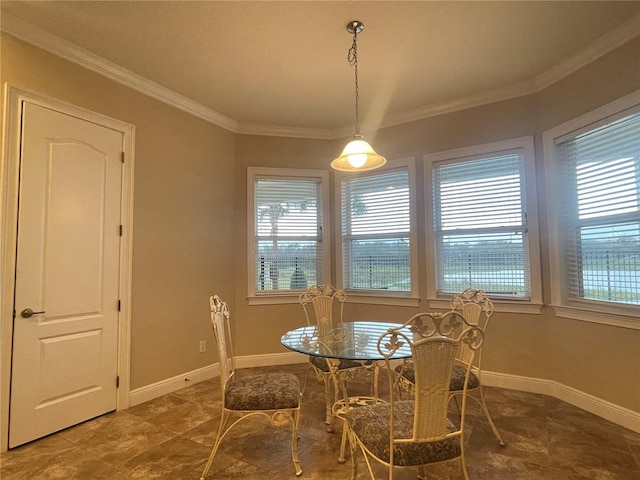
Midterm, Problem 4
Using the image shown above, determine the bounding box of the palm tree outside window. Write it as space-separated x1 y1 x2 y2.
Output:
248 168 329 298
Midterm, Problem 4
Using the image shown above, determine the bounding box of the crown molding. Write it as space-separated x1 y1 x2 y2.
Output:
1 12 238 131
3 10 639 139
347 79 536 137
236 122 333 140
353 11 640 136
533 12 640 92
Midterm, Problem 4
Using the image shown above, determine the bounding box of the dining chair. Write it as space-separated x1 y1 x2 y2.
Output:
395 289 505 447
448 288 504 446
338 312 484 480
200 295 302 479
299 284 371 431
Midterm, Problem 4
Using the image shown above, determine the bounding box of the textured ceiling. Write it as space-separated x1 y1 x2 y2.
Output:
2 1 639 136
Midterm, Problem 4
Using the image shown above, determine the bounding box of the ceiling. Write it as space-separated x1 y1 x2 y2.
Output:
2 1 640 138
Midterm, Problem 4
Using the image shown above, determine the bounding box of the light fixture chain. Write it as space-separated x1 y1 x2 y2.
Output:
331 20 386 172
348 31 360 135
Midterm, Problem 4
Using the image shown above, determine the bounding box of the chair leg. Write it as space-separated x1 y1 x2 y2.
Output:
452 392 462 414
323 374 335 431
359 446 377 480
458 430 471 480
301 362 314 398
460 455 470 480
338 425 348 464
395 376 407 400
476 386 505 446
371 363 380 400
348 431 363 480
350 441 358 480
290 409 303 476
200 410 229 480
452 388 504 447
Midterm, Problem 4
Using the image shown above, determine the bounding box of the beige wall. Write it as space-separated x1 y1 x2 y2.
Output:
232 136 338 356
1 33 236 389
533 36 640 410
234 36 640 412
2 31 639 414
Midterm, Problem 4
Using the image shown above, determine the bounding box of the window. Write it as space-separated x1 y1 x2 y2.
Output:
544 92 639 322
247 168 329 302
336 158 418 302
426 138 541 308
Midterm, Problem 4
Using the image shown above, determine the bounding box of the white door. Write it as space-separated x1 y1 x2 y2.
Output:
9 103 123 448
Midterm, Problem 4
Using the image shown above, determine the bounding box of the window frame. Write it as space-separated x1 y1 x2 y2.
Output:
543 90 640 327
334 157 420 306
425 137 542 313
247 167 330 305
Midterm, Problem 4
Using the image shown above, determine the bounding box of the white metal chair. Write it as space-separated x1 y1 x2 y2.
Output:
299 284 371 430
395 289 504 446
339 312 484 480
200 295 302 479
448 289 504 446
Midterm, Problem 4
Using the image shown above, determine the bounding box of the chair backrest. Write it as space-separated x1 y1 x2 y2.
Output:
379 316 484 443
450 289 493 367
411 335 461 439
210 295 235 389
299 284 346 334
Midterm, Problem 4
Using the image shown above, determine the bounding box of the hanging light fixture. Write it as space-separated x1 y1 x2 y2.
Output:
331 20 387 172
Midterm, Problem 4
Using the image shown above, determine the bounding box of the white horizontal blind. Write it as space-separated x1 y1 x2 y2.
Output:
433 151 530 297
254 177 323 292
557 112 640 305
341 169 411 291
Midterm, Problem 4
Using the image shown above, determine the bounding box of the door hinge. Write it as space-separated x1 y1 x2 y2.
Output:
121 152 125 164
117 300 121 311
116 376 120 388
119 225 123 236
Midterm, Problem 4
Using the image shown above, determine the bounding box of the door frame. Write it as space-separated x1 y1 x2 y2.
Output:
0 84 135 452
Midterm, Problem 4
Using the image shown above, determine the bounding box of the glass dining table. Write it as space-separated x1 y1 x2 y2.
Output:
281 321 413 462
281 320 412 362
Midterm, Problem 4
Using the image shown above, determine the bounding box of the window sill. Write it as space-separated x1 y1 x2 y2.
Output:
345 295 421 307
247 294 301 306
426 298 544 315
247 292 421 307
552 304 640 330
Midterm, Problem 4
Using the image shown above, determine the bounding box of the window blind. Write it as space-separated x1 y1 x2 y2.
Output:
341 169 411 291
254 177 323 291
433 151 530 298
557 112 640 305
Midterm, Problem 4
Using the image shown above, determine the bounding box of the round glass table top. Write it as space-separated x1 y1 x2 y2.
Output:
281 321 413 362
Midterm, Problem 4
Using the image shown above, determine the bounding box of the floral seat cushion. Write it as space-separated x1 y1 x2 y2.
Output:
346 400 461 466
225 372 300 410
395 363 479 391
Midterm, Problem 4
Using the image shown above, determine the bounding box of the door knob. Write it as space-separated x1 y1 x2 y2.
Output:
21 308 45 318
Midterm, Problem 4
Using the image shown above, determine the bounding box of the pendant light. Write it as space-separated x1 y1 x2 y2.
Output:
331 21 387 172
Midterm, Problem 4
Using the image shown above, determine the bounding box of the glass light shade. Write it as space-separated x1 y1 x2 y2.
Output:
331 138 387 172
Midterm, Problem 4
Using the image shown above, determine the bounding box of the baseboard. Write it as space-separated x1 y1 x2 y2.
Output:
129 363 219 406
482 370 640 434
235 351 308 369
127 355 640 434
127 352 305 407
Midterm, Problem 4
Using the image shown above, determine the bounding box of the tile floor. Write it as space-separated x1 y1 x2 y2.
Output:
2 363 640 479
